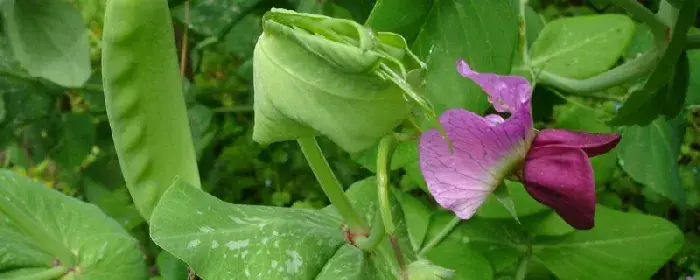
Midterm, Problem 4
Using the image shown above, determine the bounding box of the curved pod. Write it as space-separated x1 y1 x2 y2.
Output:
102 0 201 220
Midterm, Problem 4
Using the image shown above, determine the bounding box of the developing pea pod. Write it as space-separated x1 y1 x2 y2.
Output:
102 0 201 220
253 8 431 153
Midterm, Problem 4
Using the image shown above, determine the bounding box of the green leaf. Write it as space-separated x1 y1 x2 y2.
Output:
608 0 696 126
553 101 618 185
156 251 188 280
351 139 418 173
685 49 700 105
1 0 91 87
152 176 414 279
82 179 145 232
617 116 685 205
252 9 415 153
395 191 431 251
423 211 527 278
533 206 684 280
413 0 518 114
52 113 96 168
188 104 216 160
150 179 345 279
530 14 635 79
0 169 147 279
172 0 261 37
476 181 548 219
365 0 432 43
315 244 370 280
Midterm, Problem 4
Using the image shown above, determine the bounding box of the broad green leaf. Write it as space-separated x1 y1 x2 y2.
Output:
0 170 147 279
351 139 418 173
553 101 618 185
608 0 696 126
530 14 635 79
82 179 145 232
413 0 518 114
155 251 188 280
686 49 700 105
395 191 431 251
365 0 432 43
172 0 261 36
52 113 96 168
522 211 574 237
152 176 414 279
1 0 91 87
665 0 700 8
150 179 345 279
222 13 263 58
315 244 370 280
476 181 548 218
423 211 527 278
253 9 416 153
533 206 684 280
617 116 685 205
188 104 216 160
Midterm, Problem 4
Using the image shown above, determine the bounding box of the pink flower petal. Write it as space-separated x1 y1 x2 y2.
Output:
523 146 596 230
420 110 533 219
419 60 535 219
456 59 531 114
532 129 621 157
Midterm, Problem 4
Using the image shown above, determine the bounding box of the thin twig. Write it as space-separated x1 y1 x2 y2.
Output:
180 0 190 78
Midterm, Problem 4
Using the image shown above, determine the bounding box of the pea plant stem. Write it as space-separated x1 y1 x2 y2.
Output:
537 0 672 93
377 135 397 235
355 210 385 251
418 215 461 257
514 246 532 280
615 0 667 50
297 137 369 234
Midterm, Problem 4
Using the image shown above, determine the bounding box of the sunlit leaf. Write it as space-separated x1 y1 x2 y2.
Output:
0 170 147 279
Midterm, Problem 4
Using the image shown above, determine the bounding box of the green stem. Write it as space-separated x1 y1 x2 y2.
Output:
0 197 75 267
212 105 254 113
686 32 700 49
514 246 532 280
377 135 397 235
656 0 678 27
615 0 667 50
355 210 385 251
297 137 368 234
538 49 660 92
418 215 461 257
14 266 68 280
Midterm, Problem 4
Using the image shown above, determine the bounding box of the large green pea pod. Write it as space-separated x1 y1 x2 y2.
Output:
102 0 201 220
253 8 430 153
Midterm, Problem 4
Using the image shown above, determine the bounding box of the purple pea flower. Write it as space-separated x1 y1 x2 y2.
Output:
419 60 621 230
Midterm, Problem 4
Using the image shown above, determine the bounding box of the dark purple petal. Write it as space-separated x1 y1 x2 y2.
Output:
532 129 621 157
456 59 532 114
522 146 595 230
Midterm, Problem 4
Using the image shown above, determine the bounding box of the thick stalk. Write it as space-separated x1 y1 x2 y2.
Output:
377 135 397 235
14 266 68 280
615 0 667 50
538 49 659 92
355 210 386 251
298 137 368 234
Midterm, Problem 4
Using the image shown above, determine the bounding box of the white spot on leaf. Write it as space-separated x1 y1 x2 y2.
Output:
199 226 215 233
187 239 201 249
285 250 303 274
226 239 250 250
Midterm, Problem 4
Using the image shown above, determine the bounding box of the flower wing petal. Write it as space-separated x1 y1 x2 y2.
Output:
523 146 596 230
419 109 532 219
532 129 621 157
456 59 531 113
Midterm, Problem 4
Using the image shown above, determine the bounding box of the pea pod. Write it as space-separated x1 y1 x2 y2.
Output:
102 0 201 220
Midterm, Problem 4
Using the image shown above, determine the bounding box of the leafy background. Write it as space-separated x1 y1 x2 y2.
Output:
0 0 697 279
